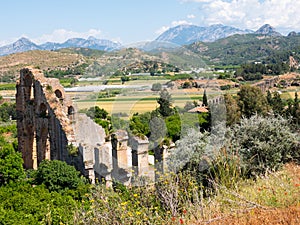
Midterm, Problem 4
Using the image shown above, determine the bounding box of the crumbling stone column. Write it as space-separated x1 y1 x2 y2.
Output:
130 136 149 176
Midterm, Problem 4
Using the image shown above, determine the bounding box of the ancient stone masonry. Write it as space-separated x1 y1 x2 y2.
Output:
16 67 75 169
16 67 151 184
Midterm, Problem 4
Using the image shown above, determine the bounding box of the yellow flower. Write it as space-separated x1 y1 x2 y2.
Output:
121 201 128 206
136 211 141 215
133 193 138 197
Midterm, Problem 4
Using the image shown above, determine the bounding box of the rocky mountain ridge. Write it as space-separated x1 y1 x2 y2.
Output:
0 37 121 56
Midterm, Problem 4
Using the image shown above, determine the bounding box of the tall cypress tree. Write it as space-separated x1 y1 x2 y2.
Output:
202 89 208 107
157 88 173 117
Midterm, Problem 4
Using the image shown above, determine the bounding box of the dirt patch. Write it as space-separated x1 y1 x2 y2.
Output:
203 206 300 225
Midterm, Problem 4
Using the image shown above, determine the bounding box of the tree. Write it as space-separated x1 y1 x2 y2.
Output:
0 137 25 185
271 91 284 115
129 112 151 137
121 76 129 84
32 160 86 192
151 83 162 91
157 88 173 117
165 113 181 142
224 93 241 126
237 85 269 118
291 92 300 125
202 89 208 107
86 106 108 119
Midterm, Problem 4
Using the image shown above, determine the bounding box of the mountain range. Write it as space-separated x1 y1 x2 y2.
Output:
0 24 299 56
0 37 121 56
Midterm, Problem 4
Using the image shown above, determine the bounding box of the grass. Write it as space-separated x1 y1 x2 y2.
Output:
73 93 203 115
0 83 15 90
189 163 300 224
74 163 300 224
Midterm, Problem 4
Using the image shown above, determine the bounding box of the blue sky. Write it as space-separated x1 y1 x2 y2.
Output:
1 0 300 46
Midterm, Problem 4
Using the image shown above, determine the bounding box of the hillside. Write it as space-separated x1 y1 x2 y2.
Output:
0 50 87 81
188 34 300 65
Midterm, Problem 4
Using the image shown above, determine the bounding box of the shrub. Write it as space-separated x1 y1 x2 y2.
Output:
0 138 25 185
31 160 87 193
228 115 300 176
151 83 162 91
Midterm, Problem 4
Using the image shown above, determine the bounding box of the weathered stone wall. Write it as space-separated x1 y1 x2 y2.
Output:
16 67 153 184
16 67 75 169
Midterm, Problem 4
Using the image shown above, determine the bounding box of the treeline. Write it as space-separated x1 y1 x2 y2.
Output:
44 63 89 79
235 62 290 81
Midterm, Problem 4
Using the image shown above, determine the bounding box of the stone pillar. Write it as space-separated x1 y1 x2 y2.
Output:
16 68 35 169
130 136 149 176
111 130 131 170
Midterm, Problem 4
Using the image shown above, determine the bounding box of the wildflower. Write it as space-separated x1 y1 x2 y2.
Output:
179 218 184 224
183 209 187 214
136 211 141 215
171 217 176 221
121 201 128 206
133 193 138 197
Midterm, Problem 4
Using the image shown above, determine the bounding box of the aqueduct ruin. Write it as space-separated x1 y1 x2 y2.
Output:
16 67 151 184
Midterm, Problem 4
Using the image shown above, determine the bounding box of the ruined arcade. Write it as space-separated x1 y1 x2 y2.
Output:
16 67 151 184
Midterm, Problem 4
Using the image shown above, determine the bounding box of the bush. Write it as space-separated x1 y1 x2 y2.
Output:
0 138 25 185
151 83 162 91
228 115 300 176
31 160 87 193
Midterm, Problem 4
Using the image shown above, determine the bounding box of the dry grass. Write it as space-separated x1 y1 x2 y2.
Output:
190 163 300 225
0 50 86 79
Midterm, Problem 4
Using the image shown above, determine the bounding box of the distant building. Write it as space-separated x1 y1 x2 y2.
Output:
188 106 209 113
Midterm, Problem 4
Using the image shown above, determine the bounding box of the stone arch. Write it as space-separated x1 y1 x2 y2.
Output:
54 89 63 99
24 74 33 101
68 106 75 115
39 103 48 118
24 74 33 87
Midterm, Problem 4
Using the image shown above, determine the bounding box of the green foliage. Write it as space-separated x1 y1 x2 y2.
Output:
86 106 108 119
0 137 25 185
110 115 129 131
151 83 162 91
165 113 181 142
202 89 208 107
121 76 130 84
224 93 241 126
207 147 244 188
31 160 87 193
157 88 173 117
44 63 88 78
0 102 16 122
228 115 300 176
0 83 15 91
129 112 151 137
67 143 78 156
0 182 78 224
237 85 269 118
235 62 289 80
189 34 300 66
94 118 111 134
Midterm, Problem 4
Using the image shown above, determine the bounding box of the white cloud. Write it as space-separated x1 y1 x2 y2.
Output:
32 29 103 44
184 0 300 33
156 20 193 35
187 14 196 19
